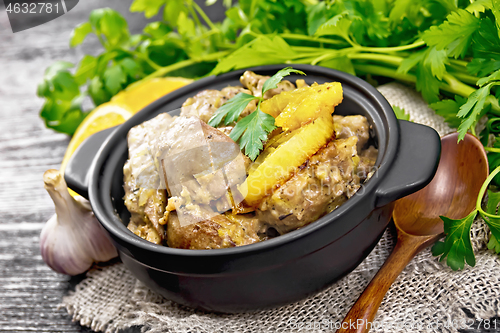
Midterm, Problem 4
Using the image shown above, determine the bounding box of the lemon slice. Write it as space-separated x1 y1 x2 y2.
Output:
111 77 193 113
60 104 133 174
60 76 193 196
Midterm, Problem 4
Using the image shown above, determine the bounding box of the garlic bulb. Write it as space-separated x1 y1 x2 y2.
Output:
40 169 118 275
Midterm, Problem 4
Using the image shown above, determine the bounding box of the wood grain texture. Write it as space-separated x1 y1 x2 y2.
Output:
0 1 498 333
0 1 146 332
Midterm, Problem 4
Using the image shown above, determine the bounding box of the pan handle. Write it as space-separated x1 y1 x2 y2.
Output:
64 127 117 199
375 120 441 208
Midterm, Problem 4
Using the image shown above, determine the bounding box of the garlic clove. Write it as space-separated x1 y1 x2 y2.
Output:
40 169 118 275
40 213 95 275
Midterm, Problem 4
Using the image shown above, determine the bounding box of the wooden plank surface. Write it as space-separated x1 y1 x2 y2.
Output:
0 1 145 332
0 1 498 332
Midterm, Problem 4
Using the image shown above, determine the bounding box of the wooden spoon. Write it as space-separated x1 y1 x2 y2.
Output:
337 132 488 333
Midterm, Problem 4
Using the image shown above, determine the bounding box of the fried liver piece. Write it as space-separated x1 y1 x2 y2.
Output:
240 70 296 99
166 211 260 249
123 113 175 244
180 86 257 124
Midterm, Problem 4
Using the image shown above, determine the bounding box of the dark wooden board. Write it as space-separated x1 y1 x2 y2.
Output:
0 1 148 332
0 1 497 332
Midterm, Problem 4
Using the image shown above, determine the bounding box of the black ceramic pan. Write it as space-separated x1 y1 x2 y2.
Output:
65 64 441 312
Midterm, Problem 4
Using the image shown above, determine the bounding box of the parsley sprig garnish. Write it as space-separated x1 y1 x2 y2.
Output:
433 166 500 270
208 67 305 160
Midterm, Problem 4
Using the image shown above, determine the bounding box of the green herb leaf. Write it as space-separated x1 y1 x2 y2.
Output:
262 67 305 95
318 56 356 76
482 190 500 253
423 47 449 80
230 106 276 161
70 22 93 47
163 0 185 26
488 145 500 186
488 235 500 253
429 95 466 128
397 51 425 75
143 21 171 39
392 106 410 120
466 0 492 15
120 58 142 80
388 0 411 27
415 63 441 103
421 9 480 59
457 83 495 140
130 0 166 18
487 189 500 214
74 55 97 85
177 11 196 38
208 92 257 127
89 76 111 106
89 8 130 47
103 65 127 96
470 19 500 65
432 210 477 270
467 58 500 77
477 69 500 87
38 61 79 100
45 61 74 78
314 14 354 43
211 35 297 75
306 1 328 35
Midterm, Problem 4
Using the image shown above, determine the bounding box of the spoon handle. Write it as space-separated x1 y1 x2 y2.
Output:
336 231 435 333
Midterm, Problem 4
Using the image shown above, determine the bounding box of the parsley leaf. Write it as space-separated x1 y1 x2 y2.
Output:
392 106 410 120
74 55 97 85
89 76 111 106
483 190 500 253
318 57 356 76
230 106 276 161
397 47 445 103
432 210 477 271
421 9 480 59
70 22 93 48
488 235 500 253
477 69 500 87
103 65 128 96
397 51 425 75
423 47 449 80
415 63 441 103
89 8 130 47
306 1 329 35
457 83 495 140
208 92 257 127
429 95 466 128
314 14 355 44
487 140 500 186
130 0 167 18
211 35 297 75
466 0 492 15
262 67 306 95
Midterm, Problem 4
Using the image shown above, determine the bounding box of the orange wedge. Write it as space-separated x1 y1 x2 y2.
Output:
240 116 335 206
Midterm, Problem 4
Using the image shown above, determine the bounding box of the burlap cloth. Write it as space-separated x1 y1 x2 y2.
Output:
61 83 500 333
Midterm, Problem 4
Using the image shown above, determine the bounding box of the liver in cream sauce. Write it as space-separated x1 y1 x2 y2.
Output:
123 71 377 249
